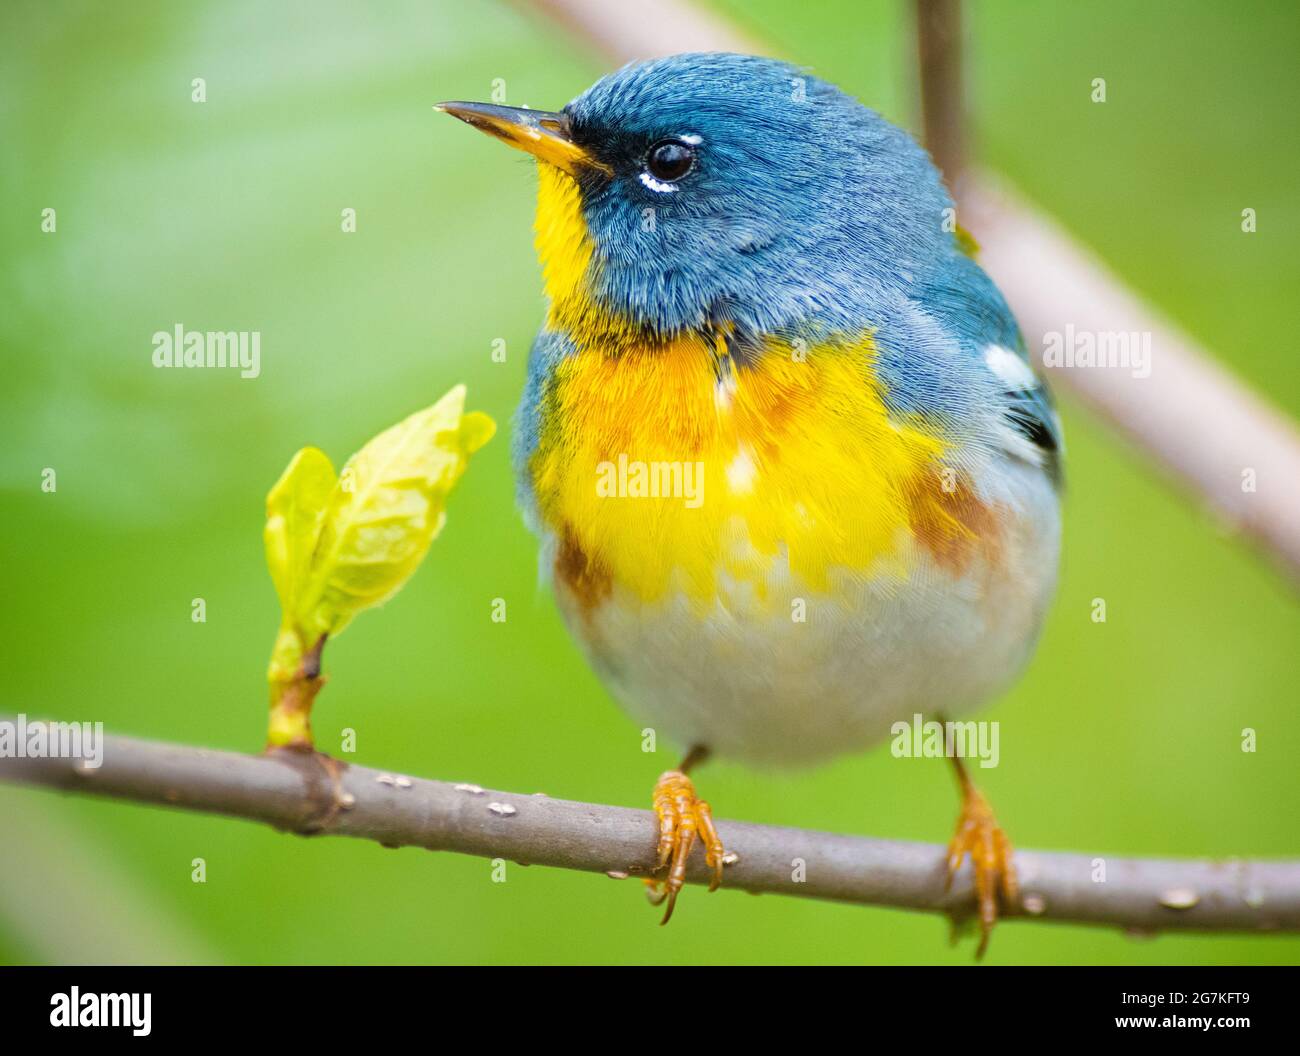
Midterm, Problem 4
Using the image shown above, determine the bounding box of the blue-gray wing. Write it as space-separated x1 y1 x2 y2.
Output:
877 251 1063 484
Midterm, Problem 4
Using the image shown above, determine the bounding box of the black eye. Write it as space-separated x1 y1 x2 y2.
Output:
646 139 695 183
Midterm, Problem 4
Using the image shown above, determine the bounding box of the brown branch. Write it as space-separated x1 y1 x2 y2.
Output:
915 0 965 190
1 727 1298 934
516 0 1300 585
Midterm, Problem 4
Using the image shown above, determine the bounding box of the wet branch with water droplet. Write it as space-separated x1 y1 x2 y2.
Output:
2 726 1297 937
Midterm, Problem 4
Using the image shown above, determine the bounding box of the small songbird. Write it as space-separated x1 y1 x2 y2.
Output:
439 52 1061 955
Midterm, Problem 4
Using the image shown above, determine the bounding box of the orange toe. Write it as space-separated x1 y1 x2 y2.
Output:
644 769 726 923
945 781 1019 958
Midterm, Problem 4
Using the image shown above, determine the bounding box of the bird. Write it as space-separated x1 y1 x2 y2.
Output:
438 51 1062 956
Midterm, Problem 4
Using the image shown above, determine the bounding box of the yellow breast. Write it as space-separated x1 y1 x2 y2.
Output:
536 332 984 604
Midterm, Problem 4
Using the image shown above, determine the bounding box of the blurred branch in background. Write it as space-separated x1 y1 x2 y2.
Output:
524 0 1300 586
2 727 1298 935
0 797 220 964
915 0 965 187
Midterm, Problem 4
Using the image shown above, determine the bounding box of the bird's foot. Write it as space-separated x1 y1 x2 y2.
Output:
643 769 725 924
945 779 1019 959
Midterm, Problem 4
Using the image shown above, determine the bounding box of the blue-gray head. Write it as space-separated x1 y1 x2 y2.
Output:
439 52 953 339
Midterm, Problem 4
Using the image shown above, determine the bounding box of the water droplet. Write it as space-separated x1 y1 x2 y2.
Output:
394 776 412 789
1022 894 1047 915
606 870 630 880
338 792 356 810
721 851 740 866
375 773 395 786
1159 888 1199 910
454 783 484 795
488 802 517 817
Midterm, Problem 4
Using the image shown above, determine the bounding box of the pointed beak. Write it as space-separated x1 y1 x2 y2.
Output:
434 101 607 176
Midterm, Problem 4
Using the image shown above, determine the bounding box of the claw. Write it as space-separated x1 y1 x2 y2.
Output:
645 769 726 923
945 778 1018 959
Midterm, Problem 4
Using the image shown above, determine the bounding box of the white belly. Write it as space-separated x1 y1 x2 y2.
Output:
545 458 1060 768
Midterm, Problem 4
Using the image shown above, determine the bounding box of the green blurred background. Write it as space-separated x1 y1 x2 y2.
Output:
2 0 1297 965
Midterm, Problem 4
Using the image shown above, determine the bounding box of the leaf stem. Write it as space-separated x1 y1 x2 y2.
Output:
267 634 328 750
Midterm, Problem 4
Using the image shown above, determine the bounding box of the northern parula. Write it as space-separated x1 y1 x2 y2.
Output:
439 52 1062 954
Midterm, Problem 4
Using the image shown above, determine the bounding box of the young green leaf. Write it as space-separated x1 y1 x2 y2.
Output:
264 446 337 617
295 385 495 642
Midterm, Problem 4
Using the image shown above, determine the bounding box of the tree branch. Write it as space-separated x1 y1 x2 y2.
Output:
2 727 1297 934
915 0 966 191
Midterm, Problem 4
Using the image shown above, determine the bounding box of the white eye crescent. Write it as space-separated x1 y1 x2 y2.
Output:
638 172 680 194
